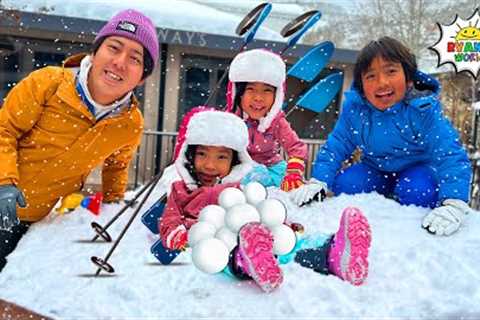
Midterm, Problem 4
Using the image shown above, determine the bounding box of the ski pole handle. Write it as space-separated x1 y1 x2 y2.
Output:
279 10 321 55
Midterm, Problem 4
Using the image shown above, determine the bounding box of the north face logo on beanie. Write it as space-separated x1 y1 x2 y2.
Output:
95 9 159 67
116 21 138 34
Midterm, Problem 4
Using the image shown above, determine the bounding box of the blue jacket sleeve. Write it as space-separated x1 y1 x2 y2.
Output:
418 101 472 202
312 104 356 188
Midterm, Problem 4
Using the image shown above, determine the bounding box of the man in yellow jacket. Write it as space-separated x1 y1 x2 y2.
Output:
0 9 159 271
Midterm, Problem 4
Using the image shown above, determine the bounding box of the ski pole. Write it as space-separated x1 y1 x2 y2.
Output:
90 170 165 242
278 10 321 55
91 172 163 276
204 2 272 107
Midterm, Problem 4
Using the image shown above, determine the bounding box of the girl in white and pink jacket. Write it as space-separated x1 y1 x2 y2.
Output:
226 49 307 192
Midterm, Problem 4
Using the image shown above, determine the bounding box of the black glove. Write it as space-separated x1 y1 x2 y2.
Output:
0 185 26 230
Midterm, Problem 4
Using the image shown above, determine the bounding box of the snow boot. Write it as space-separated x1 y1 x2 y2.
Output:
227 246 252 280
238 222 283 292
328 207 371 286
293 235 332 274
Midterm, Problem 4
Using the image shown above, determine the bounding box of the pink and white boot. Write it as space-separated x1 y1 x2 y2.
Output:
238 222 283 293
328 207 372 286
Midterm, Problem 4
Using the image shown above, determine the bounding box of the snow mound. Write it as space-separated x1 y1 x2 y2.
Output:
1 190 479 319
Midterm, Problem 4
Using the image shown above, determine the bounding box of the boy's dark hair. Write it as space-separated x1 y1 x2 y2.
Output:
353 36 417 94
92 37 154 80
185 145 240 187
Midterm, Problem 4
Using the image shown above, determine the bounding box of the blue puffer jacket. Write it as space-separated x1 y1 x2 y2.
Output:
312 71 472 202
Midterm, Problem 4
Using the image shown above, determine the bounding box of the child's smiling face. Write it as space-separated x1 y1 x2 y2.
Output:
240 82 276 120
361 56 411 111
194 145 234 187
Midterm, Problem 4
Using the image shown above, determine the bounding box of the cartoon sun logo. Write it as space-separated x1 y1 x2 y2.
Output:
453 20 480 40
430 9 480 79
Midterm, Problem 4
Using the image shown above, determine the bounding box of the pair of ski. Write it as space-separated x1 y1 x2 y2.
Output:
141 3 342 266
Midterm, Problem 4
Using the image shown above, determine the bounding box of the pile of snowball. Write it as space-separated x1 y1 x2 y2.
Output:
189 182 297 274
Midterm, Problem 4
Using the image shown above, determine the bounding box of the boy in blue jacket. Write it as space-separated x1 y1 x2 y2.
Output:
292 36 472 236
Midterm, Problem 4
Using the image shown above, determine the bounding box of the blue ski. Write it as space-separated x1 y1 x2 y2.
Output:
295 72 344 113
141 196 166 234
150 238 181 265
141 195 181 265
284 41 343 132
287 41 334 82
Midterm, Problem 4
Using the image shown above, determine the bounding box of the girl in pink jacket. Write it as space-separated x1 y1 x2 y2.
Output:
159 107 372 292
159 107 253 249
226 49 307 192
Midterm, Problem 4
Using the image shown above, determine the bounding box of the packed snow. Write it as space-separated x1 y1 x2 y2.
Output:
0 184 479 319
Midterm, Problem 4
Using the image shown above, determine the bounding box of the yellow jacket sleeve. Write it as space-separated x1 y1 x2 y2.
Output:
0 67 62 185
101 133 142 202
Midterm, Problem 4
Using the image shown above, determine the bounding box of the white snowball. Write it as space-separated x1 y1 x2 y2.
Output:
187 221 216 247
218 187 246 209
225 203 260 233
243 182 267 206
215 227 238 252
198 205 226 230
191 238 230 274
270 224 296 256
257 199 287 227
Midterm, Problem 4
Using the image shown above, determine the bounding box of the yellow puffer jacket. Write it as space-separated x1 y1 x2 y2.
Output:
0 54 143 222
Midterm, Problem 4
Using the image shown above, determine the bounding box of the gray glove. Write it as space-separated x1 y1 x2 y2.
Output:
290 179 328 207
0 185 26 231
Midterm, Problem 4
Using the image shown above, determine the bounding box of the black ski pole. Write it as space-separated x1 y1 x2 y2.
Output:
90 170 165 242
91 173 163 275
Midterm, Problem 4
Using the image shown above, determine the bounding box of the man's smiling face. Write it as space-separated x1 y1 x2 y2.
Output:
88 36 145 105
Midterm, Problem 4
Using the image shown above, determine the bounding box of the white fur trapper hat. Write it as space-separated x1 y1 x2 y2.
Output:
174 108 254 190
227 49 286 133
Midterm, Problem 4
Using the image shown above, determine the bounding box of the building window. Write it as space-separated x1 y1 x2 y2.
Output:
0 36 87 103
0 37 23 102
33 52 66 70
178 54 229 126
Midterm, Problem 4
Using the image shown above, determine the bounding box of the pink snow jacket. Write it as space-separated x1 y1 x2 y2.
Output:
246 111 307 166
159 180 239 247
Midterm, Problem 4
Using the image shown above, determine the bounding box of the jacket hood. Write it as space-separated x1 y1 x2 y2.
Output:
174 106 254 190
226 49 286 133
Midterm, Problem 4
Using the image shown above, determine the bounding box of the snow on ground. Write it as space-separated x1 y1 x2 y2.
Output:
0 188 479 319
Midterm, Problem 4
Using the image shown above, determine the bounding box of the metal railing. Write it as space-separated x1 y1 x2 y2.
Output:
131 131 480 209
132 131 178 188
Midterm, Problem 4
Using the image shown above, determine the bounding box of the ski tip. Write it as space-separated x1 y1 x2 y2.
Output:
295 72 344 113
287 41 335 82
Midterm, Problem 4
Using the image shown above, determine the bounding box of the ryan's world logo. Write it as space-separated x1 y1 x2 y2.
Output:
430 9 480 78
